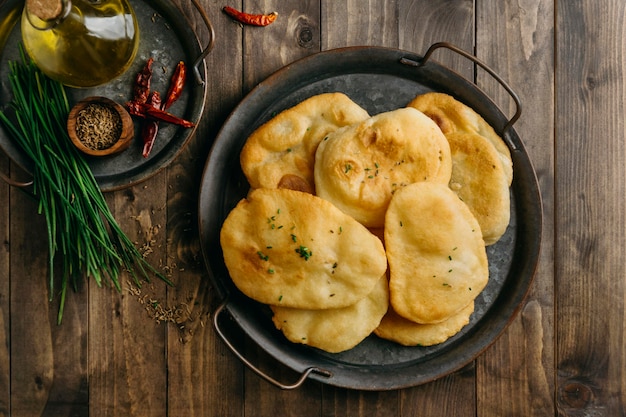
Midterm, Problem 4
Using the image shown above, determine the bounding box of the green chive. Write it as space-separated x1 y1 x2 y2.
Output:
0 52 170 324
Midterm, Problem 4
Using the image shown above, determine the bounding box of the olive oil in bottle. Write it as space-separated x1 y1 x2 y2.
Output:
21 0 139 88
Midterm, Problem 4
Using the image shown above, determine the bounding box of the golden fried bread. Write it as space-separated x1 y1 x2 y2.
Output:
407 92 513 185
271 273 389 353
220 188 387 309
447 131 510 245
240 93 370 193
314 107 452 228
385 182 488 324
374 302 474 347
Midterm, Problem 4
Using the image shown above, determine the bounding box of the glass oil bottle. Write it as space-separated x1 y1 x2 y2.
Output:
21 0 139 88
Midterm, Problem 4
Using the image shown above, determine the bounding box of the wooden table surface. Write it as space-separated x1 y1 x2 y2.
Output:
1 0 624 415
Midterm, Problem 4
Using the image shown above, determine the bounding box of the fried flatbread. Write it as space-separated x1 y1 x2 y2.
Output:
220 188 387 309
447 131 510 245
407 92 513 185
240 92 370 193
271 273 389 353
385 182 488 324
314 107 452 228
374 302 474 347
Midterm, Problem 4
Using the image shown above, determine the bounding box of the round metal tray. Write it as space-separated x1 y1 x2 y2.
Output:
198 44 542 390
0 0 214 191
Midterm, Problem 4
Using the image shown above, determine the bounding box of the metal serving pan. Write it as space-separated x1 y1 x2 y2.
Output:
0 0 214 191
198 43 542 390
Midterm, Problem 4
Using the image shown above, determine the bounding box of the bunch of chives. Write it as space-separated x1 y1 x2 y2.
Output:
0 52 172 324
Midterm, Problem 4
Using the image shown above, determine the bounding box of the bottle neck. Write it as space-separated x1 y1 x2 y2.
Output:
25 0 72 30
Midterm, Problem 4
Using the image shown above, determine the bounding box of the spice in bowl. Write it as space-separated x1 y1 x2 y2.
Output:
76 102 123 150
68 96 134 156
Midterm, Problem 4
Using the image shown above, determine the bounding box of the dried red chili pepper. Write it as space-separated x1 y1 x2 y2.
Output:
141 92 161 158
134 105 195 128
132 57 154 104
163 61 186 110
126 100 144 116
127 58 194 158
223 6 278 26
142 62 187 158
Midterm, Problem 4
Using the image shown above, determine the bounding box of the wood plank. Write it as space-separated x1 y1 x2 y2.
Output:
389 2 476 415
322 0 400 48
0 156 10 417
397 0 475 78
164 1 247 416
9 183 51 417
321 387 400 417
88 177 168 417
8 172 89 417
224 0 326 414
241 0 321 92
320 0 403 413
555 1 626 415
475 1 555 415
322 2 475 415
400 364 476 417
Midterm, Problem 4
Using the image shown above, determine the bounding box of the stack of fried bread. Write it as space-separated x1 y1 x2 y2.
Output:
220 91 512 353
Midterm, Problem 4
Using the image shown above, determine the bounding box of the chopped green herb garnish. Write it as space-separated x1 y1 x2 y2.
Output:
295 245 312 260
257 251 269 261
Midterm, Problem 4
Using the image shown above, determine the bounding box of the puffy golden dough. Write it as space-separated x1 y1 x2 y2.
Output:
271 273 389 353
220 188 387 309
407 92 513 185
314 107 452 228
385 182 488 324
447 131 510 245
374 302 474 347
240 93 370 194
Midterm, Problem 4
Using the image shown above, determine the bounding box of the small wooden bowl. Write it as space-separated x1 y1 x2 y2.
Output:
67 96 134 157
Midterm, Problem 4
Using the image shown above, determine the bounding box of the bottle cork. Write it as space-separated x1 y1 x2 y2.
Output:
25 0 64 21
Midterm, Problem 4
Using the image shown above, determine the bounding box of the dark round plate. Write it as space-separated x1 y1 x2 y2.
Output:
0 0 210 191
198 46 542 390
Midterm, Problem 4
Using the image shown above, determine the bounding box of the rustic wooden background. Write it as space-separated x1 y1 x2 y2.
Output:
1 0 625 415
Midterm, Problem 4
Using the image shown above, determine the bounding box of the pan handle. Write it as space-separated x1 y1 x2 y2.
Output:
0 170 33 188
400 41 522 135
212 299 333 390
189 0 216 86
